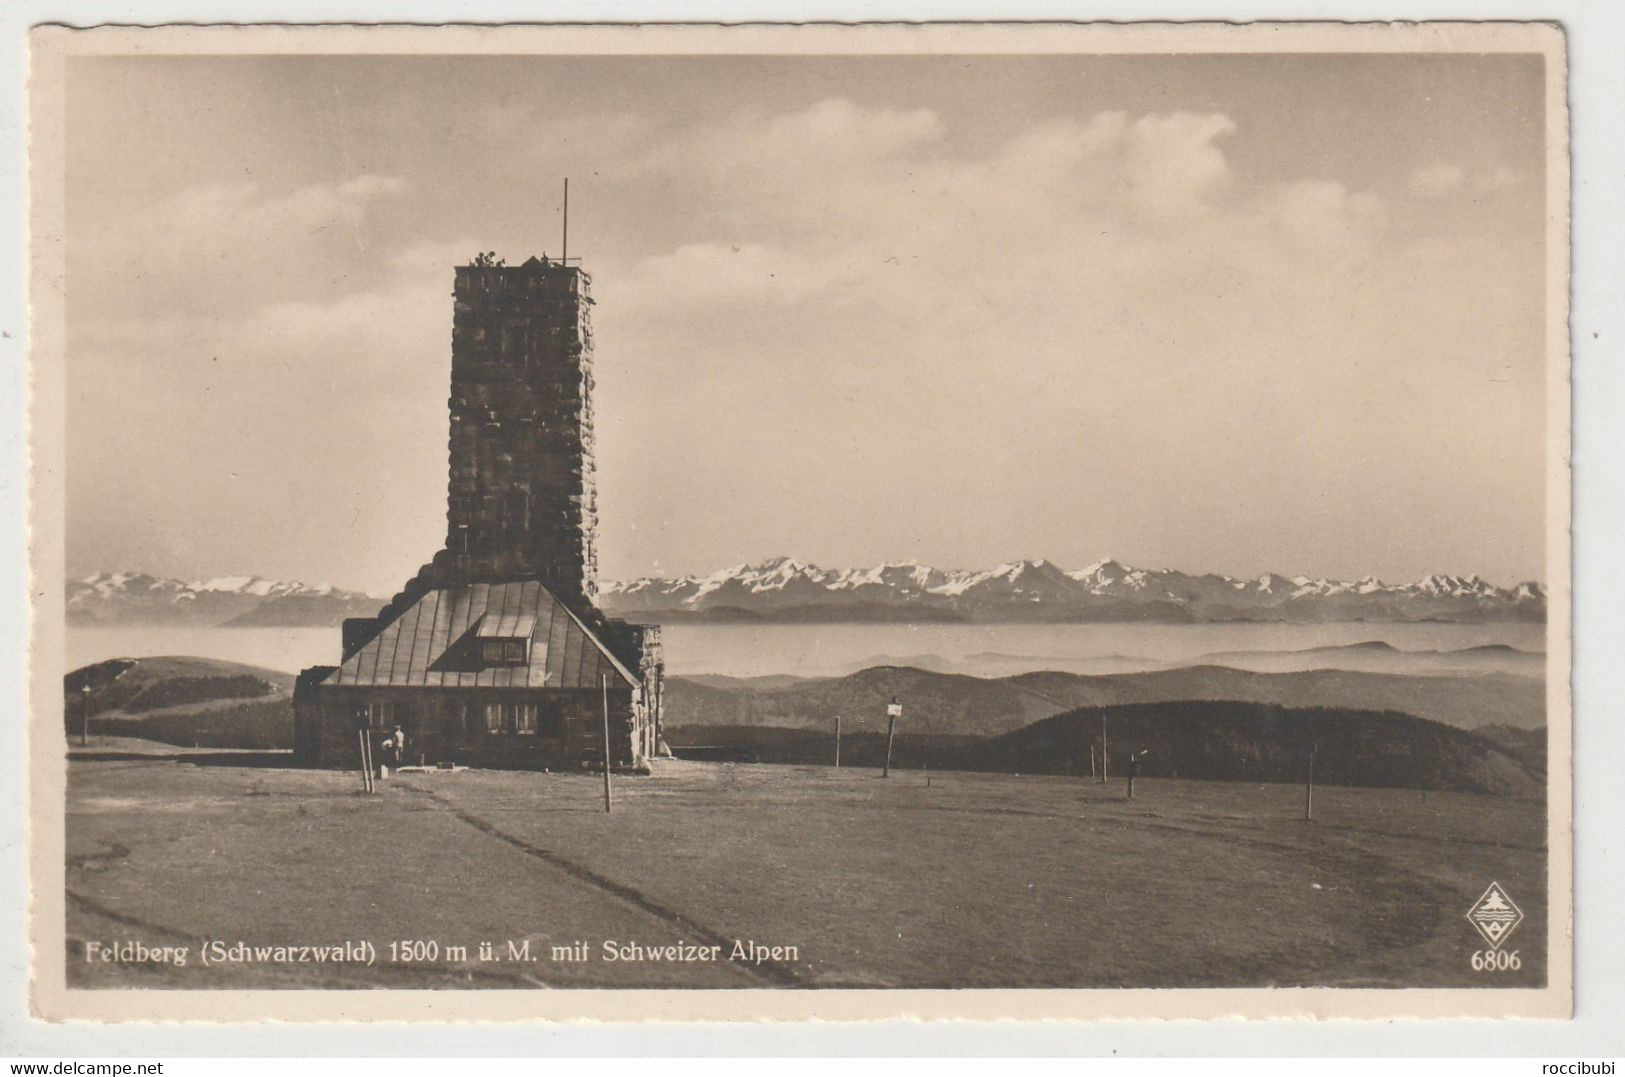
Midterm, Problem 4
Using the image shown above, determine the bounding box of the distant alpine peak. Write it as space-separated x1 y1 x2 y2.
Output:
595 556 1546 623
1074 557 1127 576
71 571 371 601
189 574 340 598
66 570 384 628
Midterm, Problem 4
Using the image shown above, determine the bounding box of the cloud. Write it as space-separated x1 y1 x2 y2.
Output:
1268 181 1388 256
576 98 1536 582
633 97 945 185
1408 164 1466 196
1473 166 1522 192
598 101 1385 332
1117 112 1237 222
67 85 1544 590
1408 163 1521 198
71 174 409 320
624 242 843 308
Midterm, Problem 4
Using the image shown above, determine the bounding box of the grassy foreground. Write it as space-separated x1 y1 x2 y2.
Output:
65 745 1546 990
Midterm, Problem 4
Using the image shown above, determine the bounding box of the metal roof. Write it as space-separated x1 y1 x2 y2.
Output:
476 611 538 639
323 580 636 690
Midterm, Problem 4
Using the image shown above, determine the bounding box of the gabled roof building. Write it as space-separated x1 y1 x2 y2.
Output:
294 257 664 772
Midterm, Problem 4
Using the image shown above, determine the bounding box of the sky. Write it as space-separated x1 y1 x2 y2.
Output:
62 52 1549 595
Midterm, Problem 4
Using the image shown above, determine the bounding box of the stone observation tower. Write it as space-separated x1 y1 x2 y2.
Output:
294 254 665 773
445 256 599 603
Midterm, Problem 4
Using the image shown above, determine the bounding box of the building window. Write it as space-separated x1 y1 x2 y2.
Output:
482 701 545 735
479 638 529 665
357 701 403 728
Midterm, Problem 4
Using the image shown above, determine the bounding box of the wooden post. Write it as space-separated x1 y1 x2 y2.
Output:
1090 744 1097 780
601 674 613 814
1100 715 1108 783
834 715 841 768
1304 736 1315 822
358 728 374 794
79 686 91 747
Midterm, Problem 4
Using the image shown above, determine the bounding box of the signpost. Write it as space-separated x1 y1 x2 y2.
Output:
881 698 902 778
1127 749 1148 800
601 674 613 814
834 715 842 768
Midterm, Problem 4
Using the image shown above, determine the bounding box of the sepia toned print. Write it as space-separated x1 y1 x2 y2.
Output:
28 22 1570 1022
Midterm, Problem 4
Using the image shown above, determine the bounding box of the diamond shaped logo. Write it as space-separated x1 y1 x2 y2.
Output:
1466 882 1524 949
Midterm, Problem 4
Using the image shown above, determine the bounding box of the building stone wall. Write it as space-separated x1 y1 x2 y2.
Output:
312 685 645 773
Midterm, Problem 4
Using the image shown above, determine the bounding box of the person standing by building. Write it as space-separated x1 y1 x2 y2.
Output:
383 725 405 771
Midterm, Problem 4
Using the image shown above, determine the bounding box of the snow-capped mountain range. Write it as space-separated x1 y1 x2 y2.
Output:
67 559 1547 627
66 572 382 627
598 557 1547 624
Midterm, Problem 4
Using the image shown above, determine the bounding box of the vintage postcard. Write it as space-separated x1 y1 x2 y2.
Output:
27 21 1571 1022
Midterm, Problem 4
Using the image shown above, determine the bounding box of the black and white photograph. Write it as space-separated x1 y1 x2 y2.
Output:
25 21 1572 1024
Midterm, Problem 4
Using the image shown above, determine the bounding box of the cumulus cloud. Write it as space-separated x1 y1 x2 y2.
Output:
598 100 1385 334
633 97 945 184
1269 181 1388 256
1117 112 1237 222
1408 163 1521 198
72 174 409 320
625 242 843 308
1408 164 1466 196
67 79 1545 591
577 98 1537 585
1473 166 1522 192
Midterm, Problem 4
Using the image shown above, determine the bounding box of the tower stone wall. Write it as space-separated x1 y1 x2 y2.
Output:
445 258 598 605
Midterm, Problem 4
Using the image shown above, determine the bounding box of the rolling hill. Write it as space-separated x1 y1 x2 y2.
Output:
668 700 1542 799
663 663 1544 736
65 656 295 749
957 702 1541 798
62 655 1547 798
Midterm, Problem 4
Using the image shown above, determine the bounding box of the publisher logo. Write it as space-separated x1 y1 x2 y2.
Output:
1466 882 1524 949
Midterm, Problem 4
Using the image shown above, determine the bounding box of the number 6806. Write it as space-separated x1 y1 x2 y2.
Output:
1471 949 1521 971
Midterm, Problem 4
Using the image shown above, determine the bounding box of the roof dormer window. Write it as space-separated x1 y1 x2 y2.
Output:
480 638 529 665
474 611 537 667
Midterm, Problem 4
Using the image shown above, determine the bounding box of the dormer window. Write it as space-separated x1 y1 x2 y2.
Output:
481 638 529 665
474 612 537 668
